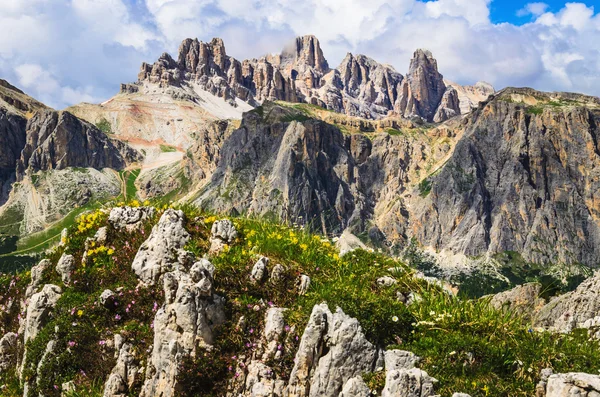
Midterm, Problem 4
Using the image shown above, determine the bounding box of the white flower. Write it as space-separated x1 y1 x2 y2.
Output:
392 316 399 322
449 351 456 356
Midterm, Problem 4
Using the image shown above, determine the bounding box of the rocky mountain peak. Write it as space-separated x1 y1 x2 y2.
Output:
134 36 491 121
395 48 449 121
284 35 329 73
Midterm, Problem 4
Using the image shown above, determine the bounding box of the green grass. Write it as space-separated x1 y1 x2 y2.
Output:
159 144 177 153
385 128 404 136
418 178 433 197
95 119 112 135
526 106 544 115
13 201 104 255
3 206 600 396
117 169 141 202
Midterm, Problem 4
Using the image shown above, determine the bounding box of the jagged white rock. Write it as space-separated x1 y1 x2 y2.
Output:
131 209 190 285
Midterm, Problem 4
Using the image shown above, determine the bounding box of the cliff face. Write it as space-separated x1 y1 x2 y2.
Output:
135 36 492 121
193 103 457 240
191 89 600 268
16 110 141 179
409 88 600 266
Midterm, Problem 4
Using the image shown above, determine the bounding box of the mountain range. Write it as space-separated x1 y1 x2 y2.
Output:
1 34 599 274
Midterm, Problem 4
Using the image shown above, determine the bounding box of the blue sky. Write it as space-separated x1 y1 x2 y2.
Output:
1 0 599 109
489 0 596 23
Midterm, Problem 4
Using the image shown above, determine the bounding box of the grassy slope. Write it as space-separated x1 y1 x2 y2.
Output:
0 205 598 397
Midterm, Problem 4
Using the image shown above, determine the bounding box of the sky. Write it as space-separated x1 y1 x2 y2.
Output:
1 0 599 109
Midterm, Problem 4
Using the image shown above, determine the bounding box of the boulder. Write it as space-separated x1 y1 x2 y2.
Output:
209 219 238 254
24 284 62 343
545 373 600 397
56 253 75 285
250 257 269 284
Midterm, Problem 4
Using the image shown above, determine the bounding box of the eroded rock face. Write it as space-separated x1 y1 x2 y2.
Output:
410 88 600 267
131 209 190 285
25 259 52 299
16 110 141 180
133 212 226 397
0 107 26 204
56 253 75 285
209 219 238 253
381 350 438 397
286 303 378 397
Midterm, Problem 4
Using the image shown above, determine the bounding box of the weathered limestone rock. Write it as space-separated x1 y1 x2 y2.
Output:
56 253 75 285
17 110 139 180
131 209 190 285
24 284 62 343
395 49 447 122
545 373 600 397
340 376 371 397
433 86 461 123
270 264 286 284
262 307 287 361
489 283 545 320
100 289 116 309
382 367 437 397
377 276 398 287
25 259 51 299
140 257 226 397
108 206 155 232
286 304 378 397
103 339 143 397
382 350 437 397
0 332 18 371
209 219 238 253
250 257 269 284
297 275 310 296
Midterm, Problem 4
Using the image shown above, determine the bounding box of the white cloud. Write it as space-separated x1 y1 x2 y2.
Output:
1 0 600 109
517 2 549 17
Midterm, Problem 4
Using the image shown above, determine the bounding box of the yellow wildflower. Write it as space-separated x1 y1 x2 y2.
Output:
77 310 84 317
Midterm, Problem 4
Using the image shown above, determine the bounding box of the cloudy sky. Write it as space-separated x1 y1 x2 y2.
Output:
1 0 599 109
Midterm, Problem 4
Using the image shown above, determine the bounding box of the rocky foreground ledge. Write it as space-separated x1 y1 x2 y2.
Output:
1 206 600 397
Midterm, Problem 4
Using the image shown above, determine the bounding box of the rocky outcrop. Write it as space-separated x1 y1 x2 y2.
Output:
55 253 75 285
381 350 437 397
131 209 190 285
395 49 447 122
0 107 27 204
538 372 600 397
132 209 226 396
16 110 140 180
0 332 18 371
194 102 455 240
103 337 143 397
433 86 461 123
108 206 156 232
489 283 545 320
535 271 600 333
209 219 238 253
446 81 495 114
286 303 378 397
23 284 62 343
